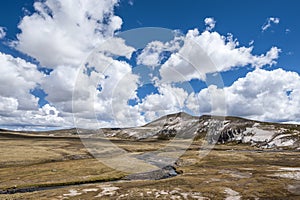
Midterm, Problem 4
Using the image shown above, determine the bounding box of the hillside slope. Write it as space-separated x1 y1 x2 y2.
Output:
103 112 300 150
1 112 299 150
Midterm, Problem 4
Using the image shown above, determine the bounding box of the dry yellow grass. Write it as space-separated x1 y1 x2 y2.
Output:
0 132 299 199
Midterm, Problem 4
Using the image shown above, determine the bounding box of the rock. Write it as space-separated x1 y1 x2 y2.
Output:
123 165 178 180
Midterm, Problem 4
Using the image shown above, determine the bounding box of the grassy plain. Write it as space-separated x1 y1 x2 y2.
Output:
0 131 299 199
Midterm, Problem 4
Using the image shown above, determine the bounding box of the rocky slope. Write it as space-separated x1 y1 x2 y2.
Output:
102 112 300 150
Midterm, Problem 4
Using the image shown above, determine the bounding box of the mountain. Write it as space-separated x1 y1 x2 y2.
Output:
1 112 299 150
102 112 300 150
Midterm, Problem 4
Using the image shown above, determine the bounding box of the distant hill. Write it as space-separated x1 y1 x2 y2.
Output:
1 112 299 150
101 112 299 150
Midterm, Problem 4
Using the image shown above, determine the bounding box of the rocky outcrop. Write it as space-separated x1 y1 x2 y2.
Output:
123 165 178 180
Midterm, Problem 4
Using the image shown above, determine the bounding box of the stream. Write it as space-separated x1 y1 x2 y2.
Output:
0 165 179 195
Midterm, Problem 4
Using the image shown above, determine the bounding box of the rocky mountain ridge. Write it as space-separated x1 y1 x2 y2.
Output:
102 112 300 150
1 112 299 150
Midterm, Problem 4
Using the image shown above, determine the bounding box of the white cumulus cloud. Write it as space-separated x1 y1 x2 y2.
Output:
137 83 189 122
187 68 300 123
13 0 122 68
72 51 142 128
0 52 71 129
0 52 43 110
226 68 300 122
160 29 280 83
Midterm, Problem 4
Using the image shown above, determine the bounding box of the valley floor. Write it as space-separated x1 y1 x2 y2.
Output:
0 131 299 199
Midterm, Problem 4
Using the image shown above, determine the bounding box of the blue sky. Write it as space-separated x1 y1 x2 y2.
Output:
116 0 299 72
0 0 299 130
1 0 299 73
